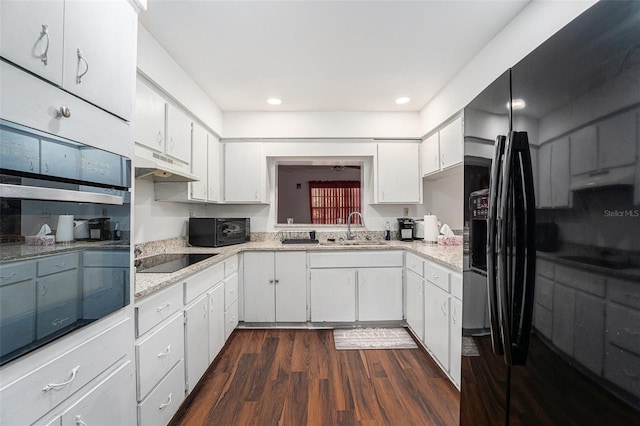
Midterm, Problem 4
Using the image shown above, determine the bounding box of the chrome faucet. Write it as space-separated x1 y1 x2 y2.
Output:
347 211 365 240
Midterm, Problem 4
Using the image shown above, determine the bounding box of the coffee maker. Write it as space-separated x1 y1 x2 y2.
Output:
396 218 415 241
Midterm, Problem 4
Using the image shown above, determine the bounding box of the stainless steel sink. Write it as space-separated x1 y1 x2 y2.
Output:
320 240 388 246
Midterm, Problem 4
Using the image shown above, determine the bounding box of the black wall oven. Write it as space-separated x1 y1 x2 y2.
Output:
0 120 131 365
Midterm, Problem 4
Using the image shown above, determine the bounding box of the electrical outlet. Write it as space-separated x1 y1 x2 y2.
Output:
403 207 409 217
40 210 50 218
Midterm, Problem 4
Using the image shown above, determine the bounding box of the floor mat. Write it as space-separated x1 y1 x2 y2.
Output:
333 327 418 350
462 336 480 357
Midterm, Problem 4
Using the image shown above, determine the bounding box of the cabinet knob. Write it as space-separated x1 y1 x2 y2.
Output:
56 106 71 119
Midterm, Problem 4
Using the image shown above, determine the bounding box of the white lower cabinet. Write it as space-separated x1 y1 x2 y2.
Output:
424 282 450 371
449 297 462 387
357 268 403 321
310 269 357 322
184 293 210 394
406 270 425 341
208 283 226 363
243 251 307 322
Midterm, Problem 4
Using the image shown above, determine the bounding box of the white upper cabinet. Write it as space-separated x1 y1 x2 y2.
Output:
538 143 552 208
439 116 464 170
207 134 221 203
597 110 637 169
0 0 65 86
422 116 463 177
190 123 208 201
134 79 166 152
570 126 597 176
375 142 421 203
166 104 192 164
1 0 137 121
223 142 267 203
538 138 571 208
421 133 440 176
62 0 136 121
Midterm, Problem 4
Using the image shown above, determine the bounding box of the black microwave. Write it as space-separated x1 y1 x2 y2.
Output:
188 218 250 247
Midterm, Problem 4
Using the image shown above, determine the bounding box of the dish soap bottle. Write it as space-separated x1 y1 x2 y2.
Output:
384 221 391 240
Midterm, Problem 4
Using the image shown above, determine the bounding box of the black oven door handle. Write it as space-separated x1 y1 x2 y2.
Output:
487 134 506 357
0 184 124 205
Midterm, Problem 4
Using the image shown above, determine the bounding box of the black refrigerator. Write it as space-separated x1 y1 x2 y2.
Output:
461 1 640 425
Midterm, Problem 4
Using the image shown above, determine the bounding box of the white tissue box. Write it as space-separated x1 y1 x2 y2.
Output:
25 235 55 246
438 235 463 245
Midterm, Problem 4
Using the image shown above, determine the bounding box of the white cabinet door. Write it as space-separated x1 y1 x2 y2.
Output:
424 282 450 370
537 143 552 208
574 292 605 375
598 110 637 169
224 142 265 203
449 297 462 387
439 117 463 170
134 78 166 152
552 284 575 356
550 138 571 208
208 283 225 362
376 142 421 203
274 252 307 322
184 294 209 393
0 0 64 86
166 104 192 164
570 126 597 175
310 269 356 322
62 0 136 121
243 252 276 322
190 122 208 201
406 271 424 342
421 133 440 176
61 361 135 426
357 268 403 321
207 134 221 202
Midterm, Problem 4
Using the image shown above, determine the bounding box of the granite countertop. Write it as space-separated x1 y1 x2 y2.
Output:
0 240 130 262
134 240 464 299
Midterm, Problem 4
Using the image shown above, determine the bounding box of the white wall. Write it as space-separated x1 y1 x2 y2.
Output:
223 111 421 139
419 0 596 135
418 169 464 231
137 25 224 136
133 179 206 243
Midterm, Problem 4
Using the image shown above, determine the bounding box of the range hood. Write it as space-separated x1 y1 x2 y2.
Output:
570 166 635 191
134 146 199 182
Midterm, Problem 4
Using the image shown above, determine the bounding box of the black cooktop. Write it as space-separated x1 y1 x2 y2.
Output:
135 253 218 273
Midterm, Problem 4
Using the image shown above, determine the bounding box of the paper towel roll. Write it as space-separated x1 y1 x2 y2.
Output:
424 215 439 243
56 214 74 243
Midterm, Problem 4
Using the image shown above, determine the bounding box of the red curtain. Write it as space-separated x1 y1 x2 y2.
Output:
309 181 361 224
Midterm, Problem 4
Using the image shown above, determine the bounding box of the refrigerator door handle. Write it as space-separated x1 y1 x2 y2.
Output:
487 134 506 357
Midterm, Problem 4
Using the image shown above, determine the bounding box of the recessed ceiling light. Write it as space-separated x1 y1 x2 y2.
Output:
507 99 526 110
395 97 411 105
267 98 282 105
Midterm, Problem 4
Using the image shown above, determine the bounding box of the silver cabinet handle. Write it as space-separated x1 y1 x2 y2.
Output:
202 302 208 318
76 48 89 84
158 393 173 410
56 105 71 118
39 24 50 65
156 302 171 312
440 301 447 317
43 366 80 392
156 130 163 146
75 415 88 426
0 272 16 281
157 345 171 358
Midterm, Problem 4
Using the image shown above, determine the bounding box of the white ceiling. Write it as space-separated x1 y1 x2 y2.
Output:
139 0 530 112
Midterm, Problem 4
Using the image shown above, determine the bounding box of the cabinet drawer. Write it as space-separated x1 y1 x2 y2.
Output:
137 359 185 426
535 276 554 311
406 253 424 277
555 265 605 297
537 259 554 279
0 318 129 426
225 273 238 310
37 253 79 276
224 255 238 277
83 250 130 268
425 261 450 292
604 344 640 398
607 303 640 356
184 262 224 304
309 250 404 268
0 261 35 286
60 360 136 426
135 284 183 337
450 272 462 300
534 303 552 340
135 313 184 400
608 278 640 310
225 300 238 341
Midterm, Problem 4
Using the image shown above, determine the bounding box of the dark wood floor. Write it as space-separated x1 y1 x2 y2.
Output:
171 329 460 425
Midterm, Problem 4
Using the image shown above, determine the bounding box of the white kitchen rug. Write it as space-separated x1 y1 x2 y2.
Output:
333 328 418 350
462 336 480 357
